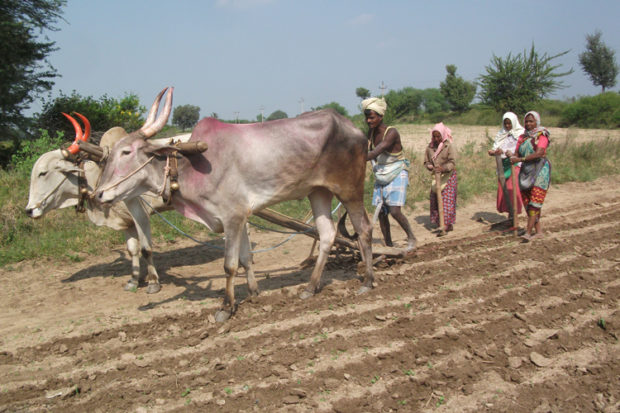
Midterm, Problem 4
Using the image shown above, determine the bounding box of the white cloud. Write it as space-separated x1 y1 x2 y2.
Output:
348 13 374 26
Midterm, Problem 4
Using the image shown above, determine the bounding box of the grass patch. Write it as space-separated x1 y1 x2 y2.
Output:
1 132 619 267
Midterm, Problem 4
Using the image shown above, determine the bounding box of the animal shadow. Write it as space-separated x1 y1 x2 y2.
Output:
63 241 226 285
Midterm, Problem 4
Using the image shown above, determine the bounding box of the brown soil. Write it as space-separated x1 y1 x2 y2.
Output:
1 172 619 412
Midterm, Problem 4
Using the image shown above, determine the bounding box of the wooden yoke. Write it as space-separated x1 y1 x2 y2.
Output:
174 141 208 155
77 140 105 162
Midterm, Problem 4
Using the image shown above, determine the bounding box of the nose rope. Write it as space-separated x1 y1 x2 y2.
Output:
95 155 155 194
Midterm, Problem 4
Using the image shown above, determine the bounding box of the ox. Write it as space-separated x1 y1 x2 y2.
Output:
94 87 374 321
26 110 190 293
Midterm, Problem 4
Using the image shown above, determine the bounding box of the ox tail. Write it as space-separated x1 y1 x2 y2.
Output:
337 211 359 240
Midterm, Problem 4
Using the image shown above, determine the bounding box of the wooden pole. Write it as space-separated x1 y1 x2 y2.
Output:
254 208 404 258
495 154 513 219
435 171 445 236
510 163 518 236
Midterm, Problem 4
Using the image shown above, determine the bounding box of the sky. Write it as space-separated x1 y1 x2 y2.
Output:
31 0 620 122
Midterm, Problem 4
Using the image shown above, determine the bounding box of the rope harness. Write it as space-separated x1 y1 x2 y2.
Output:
95 155 156 194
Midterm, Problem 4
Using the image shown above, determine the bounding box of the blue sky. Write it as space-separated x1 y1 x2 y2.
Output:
34 0 620 121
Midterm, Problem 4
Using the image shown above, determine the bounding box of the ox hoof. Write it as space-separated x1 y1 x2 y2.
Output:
214 310 232 323
299 290 315 300
146 283 161 294
356 285 373 295
124 281 139 292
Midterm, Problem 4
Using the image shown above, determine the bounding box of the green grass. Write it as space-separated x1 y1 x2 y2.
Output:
1 133 620 266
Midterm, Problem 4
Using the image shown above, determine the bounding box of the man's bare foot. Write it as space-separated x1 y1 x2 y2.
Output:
530 233 544 240
521 233 532 242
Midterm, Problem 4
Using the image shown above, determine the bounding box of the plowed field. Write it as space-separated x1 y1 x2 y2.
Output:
1 176 619 412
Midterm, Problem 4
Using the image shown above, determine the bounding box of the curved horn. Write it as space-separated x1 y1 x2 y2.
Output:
141 87 169 132
72 112 91 142
62 112 83 155
140 87 174 139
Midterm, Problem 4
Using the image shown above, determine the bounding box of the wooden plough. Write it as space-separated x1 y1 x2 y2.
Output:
254 208 407 261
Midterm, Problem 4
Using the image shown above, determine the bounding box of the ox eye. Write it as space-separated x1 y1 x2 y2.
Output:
121 149 131 156
38 171 47 177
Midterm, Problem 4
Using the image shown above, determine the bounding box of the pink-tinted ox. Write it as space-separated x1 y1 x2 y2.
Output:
94 87 374 321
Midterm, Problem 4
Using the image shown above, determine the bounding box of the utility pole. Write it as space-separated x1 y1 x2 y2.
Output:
259 106 264 123
299 97 304 115
233 111 239 124
379 81 387 97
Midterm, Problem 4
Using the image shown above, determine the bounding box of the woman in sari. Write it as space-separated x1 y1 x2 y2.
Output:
508 111 551 241
424 122 457 234
488 112 524 221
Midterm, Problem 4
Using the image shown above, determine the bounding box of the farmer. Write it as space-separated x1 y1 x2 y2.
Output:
507 111 551 241
424 122 457 234
488 112 524 221
363 97 417 252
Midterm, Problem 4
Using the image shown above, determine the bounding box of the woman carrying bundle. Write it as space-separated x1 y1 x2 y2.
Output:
508 111 551 241
488 112 524 222
424 122 457 234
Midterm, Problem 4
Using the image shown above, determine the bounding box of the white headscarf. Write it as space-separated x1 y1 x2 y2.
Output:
492 112 524 155
361 97 387 116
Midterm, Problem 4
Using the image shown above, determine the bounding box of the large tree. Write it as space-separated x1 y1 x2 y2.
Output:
439 65 476 113
477 45 573 114
0 0 66 135
579 31 618 93
172 104 200 131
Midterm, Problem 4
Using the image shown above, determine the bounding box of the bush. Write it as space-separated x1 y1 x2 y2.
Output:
559 92 620 128
9 129 64 177
34 91 146 140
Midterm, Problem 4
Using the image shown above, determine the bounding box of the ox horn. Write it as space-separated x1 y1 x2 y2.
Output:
61 112 103 160
62 112 91 155
139 86 174 139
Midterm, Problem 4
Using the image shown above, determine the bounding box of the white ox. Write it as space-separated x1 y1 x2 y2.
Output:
26 112 191 293
94 87 374 321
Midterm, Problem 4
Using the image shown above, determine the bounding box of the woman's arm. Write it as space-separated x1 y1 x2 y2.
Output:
439 144 456 172
510 136 547 164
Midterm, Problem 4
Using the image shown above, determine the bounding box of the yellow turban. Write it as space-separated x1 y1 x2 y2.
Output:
361 97 387 116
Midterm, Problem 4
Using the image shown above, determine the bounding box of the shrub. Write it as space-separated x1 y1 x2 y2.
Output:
34 91 146 139
559 92 620 128
10 129 64 177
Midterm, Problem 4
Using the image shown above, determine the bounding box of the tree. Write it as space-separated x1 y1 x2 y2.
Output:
0 0 66 135
266 110 288 121
35 91 145 139
313 102 349 117
356 87 370 100
172 104 200 131
477 45 573 114
384 87 423 122
579 31 618 93
439 65 476 113
419 88 450 114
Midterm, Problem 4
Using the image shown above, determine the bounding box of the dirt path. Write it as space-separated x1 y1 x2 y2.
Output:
1 175 619 412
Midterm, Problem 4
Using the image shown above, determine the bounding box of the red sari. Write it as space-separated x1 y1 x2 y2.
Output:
496 164 523 214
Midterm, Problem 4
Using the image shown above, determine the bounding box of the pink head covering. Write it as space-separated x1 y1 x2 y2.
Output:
430 122 453 161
